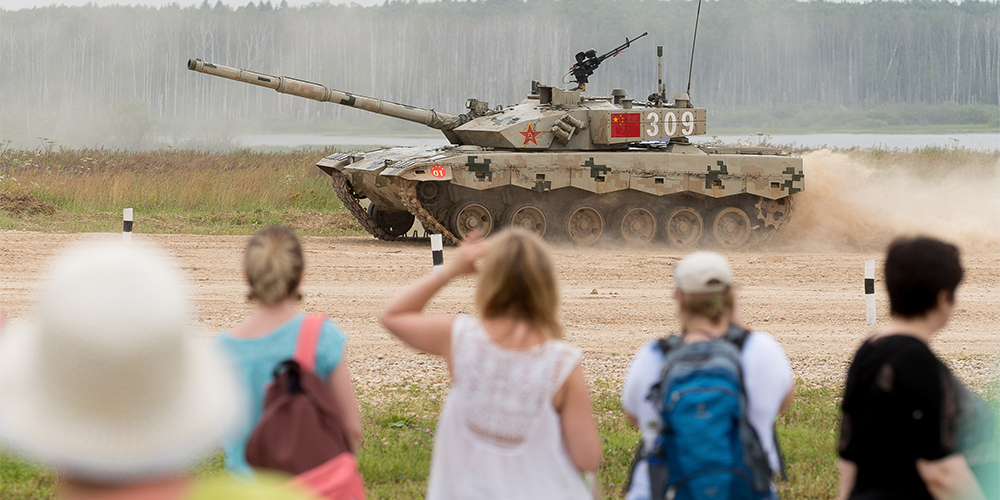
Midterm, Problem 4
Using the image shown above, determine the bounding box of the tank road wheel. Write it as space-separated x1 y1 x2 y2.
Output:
451 202 494 240
711 207 752 250
507 205 547 237
367 204 415 238
566 207 604 246
619 208 656 246
663 207 704 248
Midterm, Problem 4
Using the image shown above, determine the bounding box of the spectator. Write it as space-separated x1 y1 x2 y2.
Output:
380 228 601 499
215 226 363 477
621 250 794 500
837 236 998 500
0 241 309 499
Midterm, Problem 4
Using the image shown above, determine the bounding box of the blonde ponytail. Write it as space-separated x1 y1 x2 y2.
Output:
244 226 303 305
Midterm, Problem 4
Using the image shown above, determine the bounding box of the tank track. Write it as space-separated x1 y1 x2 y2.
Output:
398 181 462 245
330 170 462 245
329 171 397 241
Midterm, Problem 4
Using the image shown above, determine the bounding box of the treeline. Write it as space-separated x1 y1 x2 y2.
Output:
1 0 997 148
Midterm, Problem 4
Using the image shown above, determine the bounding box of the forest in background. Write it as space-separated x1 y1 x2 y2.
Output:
1 0 998 149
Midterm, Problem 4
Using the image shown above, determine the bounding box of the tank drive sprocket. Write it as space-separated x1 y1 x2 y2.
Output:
398 181 461 245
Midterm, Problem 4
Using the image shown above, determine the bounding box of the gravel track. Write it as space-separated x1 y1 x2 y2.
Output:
2 231 997 394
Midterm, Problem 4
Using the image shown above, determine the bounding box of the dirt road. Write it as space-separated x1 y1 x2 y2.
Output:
2 231 997 392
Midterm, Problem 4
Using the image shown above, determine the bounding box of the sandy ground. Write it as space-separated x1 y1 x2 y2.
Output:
2 230 997 395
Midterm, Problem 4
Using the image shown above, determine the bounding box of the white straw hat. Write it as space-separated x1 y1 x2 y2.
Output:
0 242 244 482
673 251 734 294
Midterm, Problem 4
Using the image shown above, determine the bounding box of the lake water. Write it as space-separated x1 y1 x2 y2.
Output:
235 133 451 148
235 132 999 151
705 133 998 151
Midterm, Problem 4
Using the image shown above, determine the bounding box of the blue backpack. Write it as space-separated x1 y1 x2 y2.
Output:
644 326 774 500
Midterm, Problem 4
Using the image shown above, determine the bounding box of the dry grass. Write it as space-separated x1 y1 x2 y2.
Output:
848 145 1000 176
0 147 340 211
0 146 365 236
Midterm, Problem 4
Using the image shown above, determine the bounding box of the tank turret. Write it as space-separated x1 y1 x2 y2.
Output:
187 35 803 250
188 38 705 152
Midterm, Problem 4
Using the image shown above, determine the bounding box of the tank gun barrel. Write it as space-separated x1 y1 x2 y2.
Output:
187 58 466 131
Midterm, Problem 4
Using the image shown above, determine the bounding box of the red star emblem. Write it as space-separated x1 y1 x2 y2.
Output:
518 123 541 146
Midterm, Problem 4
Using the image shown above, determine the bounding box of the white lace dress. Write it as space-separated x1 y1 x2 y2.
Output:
425 314 592 500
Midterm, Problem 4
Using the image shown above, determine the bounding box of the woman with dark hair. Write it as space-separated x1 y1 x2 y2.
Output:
380 229 601 499
837 236 998 500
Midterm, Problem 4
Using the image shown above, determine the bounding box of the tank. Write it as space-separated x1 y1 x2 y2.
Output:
187 36 802 249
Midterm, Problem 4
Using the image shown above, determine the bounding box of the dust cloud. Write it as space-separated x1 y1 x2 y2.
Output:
768 149 1000 253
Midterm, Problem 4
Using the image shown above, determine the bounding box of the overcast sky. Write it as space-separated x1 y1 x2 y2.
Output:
0 0 980 12
0 0 392 10
0 0 917 12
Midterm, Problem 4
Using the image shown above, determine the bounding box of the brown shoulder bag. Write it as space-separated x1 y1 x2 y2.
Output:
244 314 351 474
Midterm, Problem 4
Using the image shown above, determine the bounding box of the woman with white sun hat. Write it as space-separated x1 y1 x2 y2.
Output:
0 241 313 500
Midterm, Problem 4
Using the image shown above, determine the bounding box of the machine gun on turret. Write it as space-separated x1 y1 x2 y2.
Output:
567 32 648 90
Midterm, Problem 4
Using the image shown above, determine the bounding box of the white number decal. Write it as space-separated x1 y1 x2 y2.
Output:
665 112 677 136
682 111 694 136
645 112 659 137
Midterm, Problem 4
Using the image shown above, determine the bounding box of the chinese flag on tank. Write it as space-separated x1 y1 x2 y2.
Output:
611 113 640 138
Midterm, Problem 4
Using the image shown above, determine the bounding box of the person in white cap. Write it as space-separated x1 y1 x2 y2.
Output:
620 251 795 500
0 241 314 500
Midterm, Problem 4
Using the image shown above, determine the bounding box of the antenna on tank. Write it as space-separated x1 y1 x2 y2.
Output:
685 0 704 102
657 46 665 102
648 45 668 106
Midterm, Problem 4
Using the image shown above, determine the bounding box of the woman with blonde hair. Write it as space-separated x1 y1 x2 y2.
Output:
380 228 601 499
215 226 363 480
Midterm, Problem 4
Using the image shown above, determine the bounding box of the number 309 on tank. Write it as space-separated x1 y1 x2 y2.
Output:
597 108 707 144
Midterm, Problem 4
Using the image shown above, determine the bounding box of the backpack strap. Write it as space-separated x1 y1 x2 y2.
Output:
723 324 751 350
293 314 325 373
655 334 684 354
658 325 750 353
624 439 645 494
773 422 788 481
724 324 789 481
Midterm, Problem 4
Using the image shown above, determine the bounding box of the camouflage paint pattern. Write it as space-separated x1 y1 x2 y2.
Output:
315 144 804 212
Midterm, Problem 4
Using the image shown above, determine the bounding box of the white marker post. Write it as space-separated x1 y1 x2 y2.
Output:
431 234 444 273
864 259 876 324
123 208 134 243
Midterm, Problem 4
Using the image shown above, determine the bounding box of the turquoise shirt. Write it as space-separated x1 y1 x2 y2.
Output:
214 313 347 476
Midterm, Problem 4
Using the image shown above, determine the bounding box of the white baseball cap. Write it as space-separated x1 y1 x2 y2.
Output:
673 251 734 293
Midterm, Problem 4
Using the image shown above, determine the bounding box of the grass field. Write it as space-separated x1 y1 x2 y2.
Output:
4 382 996 499
2 384 848 499
0 145 363 236
1 146 998 498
